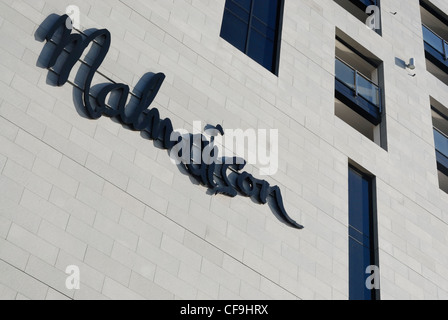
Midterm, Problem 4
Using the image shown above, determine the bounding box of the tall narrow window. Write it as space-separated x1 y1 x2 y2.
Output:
430 98 448 194
220 0 284 74
348 165 380 300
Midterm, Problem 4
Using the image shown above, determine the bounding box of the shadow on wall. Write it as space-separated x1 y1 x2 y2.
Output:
34 13 304 230
394 57 407 69
34 14 206 191
395 57 416 77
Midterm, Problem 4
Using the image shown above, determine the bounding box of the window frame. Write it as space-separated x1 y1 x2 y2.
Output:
431 105 448 193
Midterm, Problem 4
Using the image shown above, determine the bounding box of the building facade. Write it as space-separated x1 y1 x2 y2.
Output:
0 0 448 300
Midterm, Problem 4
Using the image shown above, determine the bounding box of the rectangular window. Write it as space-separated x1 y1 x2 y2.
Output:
421 0 448 86
334 30 387 150
348 165 379 300
220 0 284 74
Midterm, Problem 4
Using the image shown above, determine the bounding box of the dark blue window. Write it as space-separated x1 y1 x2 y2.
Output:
350 0 378 11
349 166 379 300
220 0 283 74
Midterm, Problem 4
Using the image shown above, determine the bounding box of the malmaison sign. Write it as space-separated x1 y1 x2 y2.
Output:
37 14 303 229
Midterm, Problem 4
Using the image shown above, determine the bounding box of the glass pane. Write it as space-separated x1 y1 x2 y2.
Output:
247 29 274 71
349 238 374 300
335 59 355 90
349 168 372 237
357 74 379 107
434 129 448 158
349 226 371 249
423 25 444 55
220 11 249 52
232 0 252 11
252 0 279 28
251 16 276 41
221 0 281 73
359 0 377 7
226 0 250 21
349 167 375 301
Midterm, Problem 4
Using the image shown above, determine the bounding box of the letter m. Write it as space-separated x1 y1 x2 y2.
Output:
44 14 85 86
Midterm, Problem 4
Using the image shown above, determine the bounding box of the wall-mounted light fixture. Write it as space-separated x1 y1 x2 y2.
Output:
406 58 416 70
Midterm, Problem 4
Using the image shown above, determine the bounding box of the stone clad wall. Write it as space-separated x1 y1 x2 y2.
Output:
0 0 447 300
